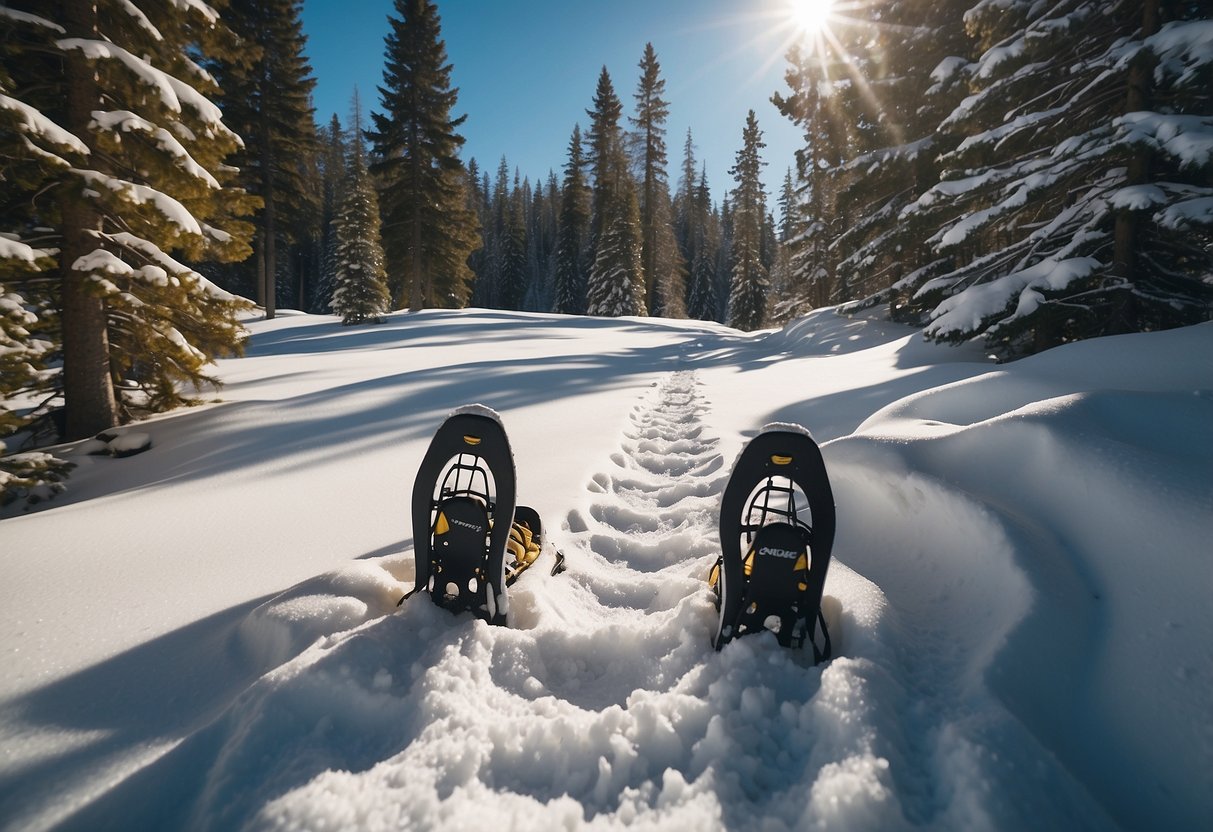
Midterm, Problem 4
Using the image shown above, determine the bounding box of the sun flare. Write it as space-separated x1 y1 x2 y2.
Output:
788 0 835 35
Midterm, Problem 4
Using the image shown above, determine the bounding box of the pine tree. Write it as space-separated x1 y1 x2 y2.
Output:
686 168 719 321
902 0 1213 357
210 0 319 319
498 169 528 310
727 111 768 330
465 157 488 304
630 43 675 316
715 196 733 323
554 125 590 314
673 128 698 266
368 0 479 310
315 114 347 314
523 173 558 311
331 98 390 325
0 248 72 505
585 68 644 317
0 1 254 445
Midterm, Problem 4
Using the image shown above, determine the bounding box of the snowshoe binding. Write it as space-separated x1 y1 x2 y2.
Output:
709 424 836 663
400 405 558 626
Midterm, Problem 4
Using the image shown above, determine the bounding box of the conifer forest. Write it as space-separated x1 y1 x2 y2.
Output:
1 0 1211 500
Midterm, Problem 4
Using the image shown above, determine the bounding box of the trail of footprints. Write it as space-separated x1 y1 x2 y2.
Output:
565 370 726 598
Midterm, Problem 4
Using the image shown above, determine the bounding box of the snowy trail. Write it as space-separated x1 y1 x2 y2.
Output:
6 311 1209 831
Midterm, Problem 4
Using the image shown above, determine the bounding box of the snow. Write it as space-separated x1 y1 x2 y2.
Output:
0 7 64 33
0 93 89 156
73 169 204 236
0 308 1210 831
90 110 221 188
923 256 1101 338
56 38 236 141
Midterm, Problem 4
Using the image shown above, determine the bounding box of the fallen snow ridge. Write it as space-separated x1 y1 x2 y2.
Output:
0 308 1210 831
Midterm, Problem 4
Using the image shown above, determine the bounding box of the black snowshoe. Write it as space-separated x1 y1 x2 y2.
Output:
401 405 552 625
709 424 837 663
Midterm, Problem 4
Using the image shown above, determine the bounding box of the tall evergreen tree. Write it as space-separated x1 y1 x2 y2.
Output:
498 168 528 309
368 0 479 310
673 128 698 279
0 1 254 445
686 168 719 321
315 113 347 314
902 0 1212 357
464 157 488 304
210 0 318 319
727 111 769 330
715 196 734 323
629 43 675 315
585 68 644 317
331 97 390 325
554 125 590 314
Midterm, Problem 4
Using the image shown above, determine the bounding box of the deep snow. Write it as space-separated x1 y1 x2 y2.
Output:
1 308 1210 831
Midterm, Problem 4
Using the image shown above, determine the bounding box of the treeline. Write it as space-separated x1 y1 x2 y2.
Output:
775 0 1212 359
204 6 787 331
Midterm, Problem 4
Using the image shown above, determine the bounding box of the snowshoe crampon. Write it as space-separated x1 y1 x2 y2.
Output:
405 405 518 625
710 424 837 663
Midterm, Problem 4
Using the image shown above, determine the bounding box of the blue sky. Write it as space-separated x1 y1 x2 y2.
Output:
300 0 810 208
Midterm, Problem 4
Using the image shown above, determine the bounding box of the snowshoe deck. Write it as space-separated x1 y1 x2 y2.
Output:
712 425 836 662
409 407 516 625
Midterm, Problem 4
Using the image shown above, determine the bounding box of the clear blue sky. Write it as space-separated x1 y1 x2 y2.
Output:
300 0 809 209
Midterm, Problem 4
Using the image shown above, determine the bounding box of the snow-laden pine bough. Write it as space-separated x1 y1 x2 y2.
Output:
708 424 839 664
400 409 837 663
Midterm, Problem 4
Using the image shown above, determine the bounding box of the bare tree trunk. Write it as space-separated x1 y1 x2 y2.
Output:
60 0 118 440
409 202 425 311
1111 0 1160 332
264 197 277 319
255 230 266 309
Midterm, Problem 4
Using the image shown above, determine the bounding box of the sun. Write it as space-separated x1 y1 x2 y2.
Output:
788 0 836 35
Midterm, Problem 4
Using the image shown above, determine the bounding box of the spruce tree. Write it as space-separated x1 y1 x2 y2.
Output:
331 100 390 325
727 111 768 331
585 68 644 317
498 169 528 310
554 125 590 314
630 43 675 315
210 0 319 318
368 0 478 310
903 0 1213 356
686 168 719 321
315 114 347 314
0 1 254 443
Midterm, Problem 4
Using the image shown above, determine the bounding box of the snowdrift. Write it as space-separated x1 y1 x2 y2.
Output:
1 309 1209 831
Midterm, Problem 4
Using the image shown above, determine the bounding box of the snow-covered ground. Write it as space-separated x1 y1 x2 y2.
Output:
1 308 1210 831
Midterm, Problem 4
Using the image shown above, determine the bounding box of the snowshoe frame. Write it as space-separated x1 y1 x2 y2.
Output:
713 427 836 662
410 410 516 626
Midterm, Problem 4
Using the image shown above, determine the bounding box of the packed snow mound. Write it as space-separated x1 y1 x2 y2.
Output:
2 308 1210 832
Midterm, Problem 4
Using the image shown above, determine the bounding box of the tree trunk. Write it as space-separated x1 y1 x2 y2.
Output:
255 229 266 308
60 0 118 440
264 197 277 319
409 201 425 311
1111 0 1160 332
